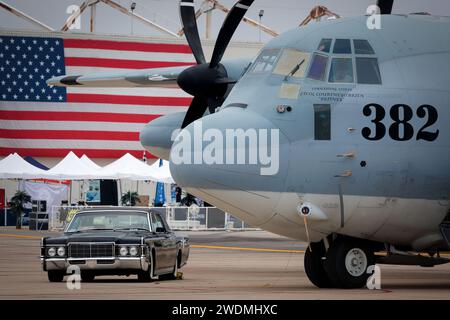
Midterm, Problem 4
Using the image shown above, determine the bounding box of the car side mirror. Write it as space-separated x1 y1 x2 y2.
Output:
155 227 165 233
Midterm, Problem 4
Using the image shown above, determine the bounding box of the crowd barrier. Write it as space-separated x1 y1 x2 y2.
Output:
49 205 258 231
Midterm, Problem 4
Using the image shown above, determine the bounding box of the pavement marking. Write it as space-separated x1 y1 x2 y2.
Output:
1 233 450 257
0 233 42 240
191 244 305 254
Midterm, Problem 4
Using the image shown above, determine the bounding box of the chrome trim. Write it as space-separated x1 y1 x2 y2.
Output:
68 242 115 258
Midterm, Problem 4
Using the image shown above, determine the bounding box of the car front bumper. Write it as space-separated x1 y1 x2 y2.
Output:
42 256 149 271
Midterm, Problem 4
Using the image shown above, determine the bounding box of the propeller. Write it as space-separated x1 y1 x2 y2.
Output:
177 0 254 129
376 0 394 14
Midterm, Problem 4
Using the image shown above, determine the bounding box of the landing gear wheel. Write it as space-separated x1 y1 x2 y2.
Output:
47 270 65 282
304 241 335 288
80 271 95 282
324 238 375 289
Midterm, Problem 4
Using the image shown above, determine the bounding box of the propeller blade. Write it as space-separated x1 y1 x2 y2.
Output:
209 0 254 68
179 0 206 64
181 96 208 128
376 0 394 14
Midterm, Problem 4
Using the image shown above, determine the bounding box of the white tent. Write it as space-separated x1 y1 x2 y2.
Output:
100 153 172 182
80 154 101 170
42 151 113 180
148 160 174 184
0 153 47 179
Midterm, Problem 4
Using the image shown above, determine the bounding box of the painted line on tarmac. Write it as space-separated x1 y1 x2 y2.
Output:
191 244 305 253
0 233 42 240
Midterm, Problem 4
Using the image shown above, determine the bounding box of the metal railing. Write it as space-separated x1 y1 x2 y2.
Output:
49 205 258 231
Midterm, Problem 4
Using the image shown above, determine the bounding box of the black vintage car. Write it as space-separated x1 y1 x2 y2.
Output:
41 207 189 282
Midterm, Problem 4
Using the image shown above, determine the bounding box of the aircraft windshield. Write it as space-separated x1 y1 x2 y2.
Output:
249 48 281 73
272 48 311 78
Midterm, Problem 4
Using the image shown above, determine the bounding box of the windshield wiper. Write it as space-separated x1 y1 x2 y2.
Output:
113 228 150 232
284 58 305 81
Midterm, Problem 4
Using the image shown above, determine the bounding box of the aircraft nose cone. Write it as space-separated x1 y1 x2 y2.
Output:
169 107 290 226
139 112 185 160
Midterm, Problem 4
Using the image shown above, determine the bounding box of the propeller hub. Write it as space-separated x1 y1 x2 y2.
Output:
177 63 228 97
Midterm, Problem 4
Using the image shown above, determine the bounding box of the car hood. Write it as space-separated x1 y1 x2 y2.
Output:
44 230 150 245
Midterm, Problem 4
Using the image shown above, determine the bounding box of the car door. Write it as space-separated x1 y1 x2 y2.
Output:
151 213 176 272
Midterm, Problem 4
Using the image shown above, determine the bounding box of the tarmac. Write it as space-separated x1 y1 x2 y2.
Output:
0 227 449 300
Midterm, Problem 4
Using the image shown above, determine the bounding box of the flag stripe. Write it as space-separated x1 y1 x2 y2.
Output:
66 93 192 106
0 129 139 141
1 102 187 115
65 57 194 69
66 87 191 98
65 48 194 63
0 147 152 159
0 138 143 150
63 39 193 54
0 110 158 123
0 120 146 132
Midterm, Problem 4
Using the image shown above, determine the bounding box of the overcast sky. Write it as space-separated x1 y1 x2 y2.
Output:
1 0 450 42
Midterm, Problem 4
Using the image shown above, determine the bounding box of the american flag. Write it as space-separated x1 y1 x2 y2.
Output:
0 33 194 159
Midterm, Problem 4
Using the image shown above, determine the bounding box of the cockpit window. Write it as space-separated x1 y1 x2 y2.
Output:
353 40 375 55
272 49 310 77
317 39 332 53
307 53 328 81
249 48 280 73
333 39 352 54
329 58 354 83
356 57 381 84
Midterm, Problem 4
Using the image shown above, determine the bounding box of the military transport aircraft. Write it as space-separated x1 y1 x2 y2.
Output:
48 0 450 288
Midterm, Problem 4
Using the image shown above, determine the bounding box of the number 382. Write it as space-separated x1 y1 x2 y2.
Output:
362 103 439 142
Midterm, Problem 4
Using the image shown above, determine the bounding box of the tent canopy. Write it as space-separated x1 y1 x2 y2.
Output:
0 152 174 183
41 151 114 180
0 153 47 179
100 153 171 181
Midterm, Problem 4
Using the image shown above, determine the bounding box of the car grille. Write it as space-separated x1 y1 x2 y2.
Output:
68 243 114 258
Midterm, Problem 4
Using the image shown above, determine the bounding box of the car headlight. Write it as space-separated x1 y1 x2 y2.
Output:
57 247 65 257
119 246 128 256
48 247 56 257
129 246 138 256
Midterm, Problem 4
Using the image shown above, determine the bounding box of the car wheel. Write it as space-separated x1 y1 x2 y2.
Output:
81 271 95 282
159 251 180 281
324 237 375 289
138 249 155 282
48 270 65 282
304 241 335 288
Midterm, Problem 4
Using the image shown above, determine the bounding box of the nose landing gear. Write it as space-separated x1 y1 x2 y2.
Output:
304 236 376 289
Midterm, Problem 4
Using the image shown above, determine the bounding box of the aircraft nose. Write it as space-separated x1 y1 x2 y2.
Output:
139 112 185 160
169 107 290 226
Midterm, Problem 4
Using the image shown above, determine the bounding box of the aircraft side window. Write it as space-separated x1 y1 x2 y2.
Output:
328 58 354 83
356 57 382 84
353 40 375 55
317 39 332 53
314 104 331 140
249 48 280 73
307 53 328 81
333 39 352 54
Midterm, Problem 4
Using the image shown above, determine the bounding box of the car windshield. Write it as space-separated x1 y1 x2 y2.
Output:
65 211 150 233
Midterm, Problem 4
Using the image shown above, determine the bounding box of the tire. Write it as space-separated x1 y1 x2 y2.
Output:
304 241 335 288
324 237 375 289
159 251 180 281
80 271 95 282
48 270 65 282
138 249 155 282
